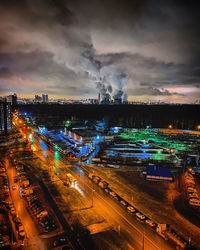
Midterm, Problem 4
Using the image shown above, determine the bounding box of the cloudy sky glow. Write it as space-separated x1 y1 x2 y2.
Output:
0 0 200 103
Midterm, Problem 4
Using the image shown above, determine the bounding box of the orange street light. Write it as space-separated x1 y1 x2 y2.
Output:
197 125 200 130
168 124 172 129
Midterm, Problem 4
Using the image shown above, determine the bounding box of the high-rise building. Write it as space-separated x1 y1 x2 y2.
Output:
6 93 17 107
0 101 12 135
42 94 48 103
35 95 42 102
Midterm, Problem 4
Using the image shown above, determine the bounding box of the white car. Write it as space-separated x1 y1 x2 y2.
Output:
136 212 145 220
104 188 109 193
109 191 117 198
127 206 135 213
145 219 156 227
120 200 128 207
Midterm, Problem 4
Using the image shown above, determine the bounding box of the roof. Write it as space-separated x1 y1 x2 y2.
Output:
146 166 173 178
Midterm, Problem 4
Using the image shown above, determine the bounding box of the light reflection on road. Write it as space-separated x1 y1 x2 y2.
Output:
74 182 86 198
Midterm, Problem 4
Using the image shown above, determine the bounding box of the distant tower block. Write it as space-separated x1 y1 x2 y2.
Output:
98 92 101 104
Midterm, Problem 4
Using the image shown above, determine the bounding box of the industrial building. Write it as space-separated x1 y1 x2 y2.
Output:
142 166 173 181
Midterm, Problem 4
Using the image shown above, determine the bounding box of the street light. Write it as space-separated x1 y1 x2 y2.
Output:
168 124 172 129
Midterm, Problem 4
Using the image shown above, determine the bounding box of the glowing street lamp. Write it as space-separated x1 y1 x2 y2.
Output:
197 125 200 130
168 124 172 129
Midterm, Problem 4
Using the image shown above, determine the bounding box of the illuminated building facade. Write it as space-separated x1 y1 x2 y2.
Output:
0 101 12 135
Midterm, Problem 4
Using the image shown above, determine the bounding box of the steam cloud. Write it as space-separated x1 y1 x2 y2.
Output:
79 47 128 102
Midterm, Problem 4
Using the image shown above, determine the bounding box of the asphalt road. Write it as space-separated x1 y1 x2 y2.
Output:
5 158 47 250
28 132 173 250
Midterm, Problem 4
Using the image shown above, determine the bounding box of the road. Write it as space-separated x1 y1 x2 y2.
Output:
28 131 173 250
5 158 47 250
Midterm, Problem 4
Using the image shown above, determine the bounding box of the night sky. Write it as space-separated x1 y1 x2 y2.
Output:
0 0 200 103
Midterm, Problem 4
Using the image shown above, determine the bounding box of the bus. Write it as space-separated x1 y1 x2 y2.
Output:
66 173 77 187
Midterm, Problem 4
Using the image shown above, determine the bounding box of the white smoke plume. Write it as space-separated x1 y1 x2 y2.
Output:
79 47 128 102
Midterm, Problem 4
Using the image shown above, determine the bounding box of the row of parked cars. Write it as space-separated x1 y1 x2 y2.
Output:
13 216 25 239
25 193 58 233
89 172 190 248
13 159 58 234
88 173 157 229
185 170 200 207
1 173 10 197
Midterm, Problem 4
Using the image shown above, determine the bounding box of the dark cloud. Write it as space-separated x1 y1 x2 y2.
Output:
0 0 199 102
0 67 13 78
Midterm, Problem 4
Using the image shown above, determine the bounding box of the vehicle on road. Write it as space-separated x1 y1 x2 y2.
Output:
98 180 108 189
93 176 101 183
104 188 110 193
66 173 77 187
145 219 156 228
14 217 22 229
127 206 136 213
136 212 145 220
10 207 16 216
12 185 17 190
18 225 25 238
120 200 128 207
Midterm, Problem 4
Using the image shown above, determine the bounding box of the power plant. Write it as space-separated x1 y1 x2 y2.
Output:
97 91 127 104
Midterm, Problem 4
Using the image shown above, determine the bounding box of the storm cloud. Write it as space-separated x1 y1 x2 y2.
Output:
0 0 200 102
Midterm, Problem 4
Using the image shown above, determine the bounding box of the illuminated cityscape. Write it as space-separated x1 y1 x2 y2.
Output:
0 0 200 250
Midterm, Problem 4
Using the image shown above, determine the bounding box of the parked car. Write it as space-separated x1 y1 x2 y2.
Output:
145 219 156 228
18 225 25 238
136 212 145 220
36 210 48 219
14 217 22 228
120 200 128 207
127 206 136 213
109 191 117 198
104 188 110 193
10 207 16 216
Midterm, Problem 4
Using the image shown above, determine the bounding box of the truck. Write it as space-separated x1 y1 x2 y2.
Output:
156 224 187 249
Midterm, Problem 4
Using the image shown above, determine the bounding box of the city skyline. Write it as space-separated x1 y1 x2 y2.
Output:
0 0 200 103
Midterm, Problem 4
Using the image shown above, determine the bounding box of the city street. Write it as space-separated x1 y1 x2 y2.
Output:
27 131 173 250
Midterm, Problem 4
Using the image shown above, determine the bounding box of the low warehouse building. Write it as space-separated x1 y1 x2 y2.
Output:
142 166 173 181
